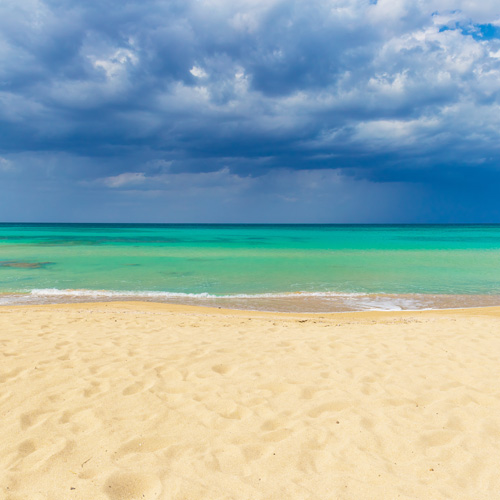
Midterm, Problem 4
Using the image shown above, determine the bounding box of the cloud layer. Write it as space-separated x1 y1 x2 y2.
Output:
1 0 500 221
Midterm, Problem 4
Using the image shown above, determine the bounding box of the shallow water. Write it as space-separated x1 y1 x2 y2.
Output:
1 224 500 311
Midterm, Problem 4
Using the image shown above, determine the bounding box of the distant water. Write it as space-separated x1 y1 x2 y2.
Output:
1 223 500 312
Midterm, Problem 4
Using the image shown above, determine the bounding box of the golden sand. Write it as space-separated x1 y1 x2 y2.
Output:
1 302 500 499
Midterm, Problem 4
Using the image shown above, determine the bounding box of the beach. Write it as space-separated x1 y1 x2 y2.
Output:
1 303 500 499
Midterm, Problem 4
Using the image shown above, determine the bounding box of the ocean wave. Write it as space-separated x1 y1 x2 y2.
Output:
28 288 365 299
11 288 420 311
0 288 497 312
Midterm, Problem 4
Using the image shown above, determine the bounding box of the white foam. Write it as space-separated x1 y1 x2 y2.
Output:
1 287 487 312
28 288 365 299
341 295 422 311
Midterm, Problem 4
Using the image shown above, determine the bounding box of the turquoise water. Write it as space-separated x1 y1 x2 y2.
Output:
1 224 500 311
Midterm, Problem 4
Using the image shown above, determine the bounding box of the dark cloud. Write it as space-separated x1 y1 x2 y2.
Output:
1 0 500 221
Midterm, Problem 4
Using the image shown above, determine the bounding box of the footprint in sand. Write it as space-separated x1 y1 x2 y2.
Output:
104 472 162 500
262 428 293 442
308 401 348 418
301 387 318 399
242 445 264 461
84 381 102 398
122 382 145 396
0 367 25 383
17 439 37 457
116 437 171 458
20 410 44 430
419 430 457 448
211 364 232 375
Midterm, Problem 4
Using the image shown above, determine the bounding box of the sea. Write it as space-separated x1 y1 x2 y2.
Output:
1 223 500 312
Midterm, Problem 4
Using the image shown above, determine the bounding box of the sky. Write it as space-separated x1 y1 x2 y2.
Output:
1 0 500 223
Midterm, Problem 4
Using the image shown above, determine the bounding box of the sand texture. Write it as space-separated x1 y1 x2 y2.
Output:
1 303 500 499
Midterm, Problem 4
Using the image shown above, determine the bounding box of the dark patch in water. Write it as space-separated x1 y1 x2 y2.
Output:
37 237 184 246
0 261 54 269
187 257 224 262
160 271 194 277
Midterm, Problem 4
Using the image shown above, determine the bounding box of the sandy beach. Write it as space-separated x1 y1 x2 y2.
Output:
1 302 500 499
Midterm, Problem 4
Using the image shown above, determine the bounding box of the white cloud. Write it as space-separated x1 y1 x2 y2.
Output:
190 65 208 78
90 48 138 80
96 167 252 193
230 11 259 33
353 117 441 147
102 172 146 188
0 157 12 171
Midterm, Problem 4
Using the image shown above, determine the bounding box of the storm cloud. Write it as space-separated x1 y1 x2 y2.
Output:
1 0 500 221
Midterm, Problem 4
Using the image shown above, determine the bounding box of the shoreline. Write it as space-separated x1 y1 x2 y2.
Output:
2 302 500 499
2 290 500 313
3 299 500 316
